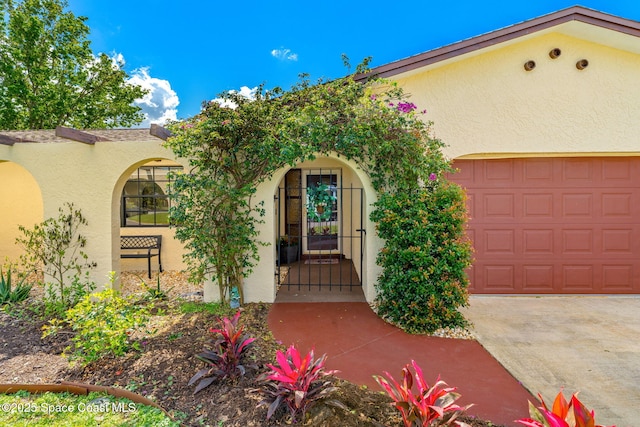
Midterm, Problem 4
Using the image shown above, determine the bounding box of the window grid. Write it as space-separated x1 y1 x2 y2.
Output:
121 166 182 227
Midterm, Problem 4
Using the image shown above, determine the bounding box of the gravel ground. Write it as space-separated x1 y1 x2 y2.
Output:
25 269 475 340
118 270 203 301
122 270 476 340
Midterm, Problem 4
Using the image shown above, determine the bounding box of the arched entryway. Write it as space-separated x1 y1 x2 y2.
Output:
111 158 188 282
0 161 43 262
273 156 370 302
211 154 381 305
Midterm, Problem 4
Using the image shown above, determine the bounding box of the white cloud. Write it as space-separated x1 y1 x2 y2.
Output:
271 48 298 61
211 86 258 109
111 52 125 67
128 67 179 127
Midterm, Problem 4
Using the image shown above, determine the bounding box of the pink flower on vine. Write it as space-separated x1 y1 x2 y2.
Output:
396 102 417 113
370 94 377 100
428 173 437 181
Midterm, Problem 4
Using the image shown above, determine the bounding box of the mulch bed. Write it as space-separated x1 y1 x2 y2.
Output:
0 272 508 426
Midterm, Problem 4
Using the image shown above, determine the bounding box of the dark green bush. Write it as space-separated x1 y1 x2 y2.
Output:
371 182 473 334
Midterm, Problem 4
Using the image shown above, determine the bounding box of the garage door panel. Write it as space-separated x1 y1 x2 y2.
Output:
484 159 515 181
562 193 593 217
601 193 634 217
602 158 634 180
602 265 634 291
602 229 634 254
524 159 554 182
451 157 640 294
484 265 516 291
563 265 594 291
563 159 594 181
483 193 515 218
523 229 554 254
484 229 515 254
523 265 555 291
562 229 594 254
523 193 554 217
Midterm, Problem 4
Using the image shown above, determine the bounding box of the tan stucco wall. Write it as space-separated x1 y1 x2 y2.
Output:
0 139 188 289
392 32 640 159
0 161 43 261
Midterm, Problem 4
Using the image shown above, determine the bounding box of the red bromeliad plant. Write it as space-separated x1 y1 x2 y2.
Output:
374 360 473 427
516 390 616 427
188 311 257 393
258 345 345 423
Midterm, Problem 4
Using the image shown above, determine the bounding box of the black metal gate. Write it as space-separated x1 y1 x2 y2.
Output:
275 169 365 292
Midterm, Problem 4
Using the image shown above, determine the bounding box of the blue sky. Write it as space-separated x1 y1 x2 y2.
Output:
67 0 640 126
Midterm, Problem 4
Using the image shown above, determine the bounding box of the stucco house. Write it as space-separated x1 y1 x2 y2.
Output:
1 6 639 301
361 5 640 294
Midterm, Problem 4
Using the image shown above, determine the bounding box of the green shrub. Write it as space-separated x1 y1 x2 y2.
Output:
371 183 473 334
16 202 96 316
0 265 31 305
44 274 151 364
41 272 95 318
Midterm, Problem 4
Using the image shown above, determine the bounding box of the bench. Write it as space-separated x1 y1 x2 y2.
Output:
120 235 163 278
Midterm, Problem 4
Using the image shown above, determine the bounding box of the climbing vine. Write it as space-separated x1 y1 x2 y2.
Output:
165 59 472 332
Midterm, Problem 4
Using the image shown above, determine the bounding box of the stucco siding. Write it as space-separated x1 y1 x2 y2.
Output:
393 33 640 159
0 162 43 261
0 138 188 289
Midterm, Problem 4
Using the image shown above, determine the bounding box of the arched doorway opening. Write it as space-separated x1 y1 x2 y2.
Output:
0 161 43 262
273 156 369 302
111 158 187 285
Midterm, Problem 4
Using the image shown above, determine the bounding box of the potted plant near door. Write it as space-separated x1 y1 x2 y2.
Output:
278 235 299 264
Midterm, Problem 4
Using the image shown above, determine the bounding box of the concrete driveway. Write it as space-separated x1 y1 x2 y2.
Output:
462 296 640 427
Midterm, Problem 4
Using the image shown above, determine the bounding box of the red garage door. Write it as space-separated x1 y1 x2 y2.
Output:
451 157 640 294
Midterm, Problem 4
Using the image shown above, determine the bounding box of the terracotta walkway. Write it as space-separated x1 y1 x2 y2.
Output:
268 302 534 426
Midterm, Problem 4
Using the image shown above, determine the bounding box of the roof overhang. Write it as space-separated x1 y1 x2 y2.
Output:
357 6 640 81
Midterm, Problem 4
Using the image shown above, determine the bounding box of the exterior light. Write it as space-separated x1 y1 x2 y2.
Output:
524 60 536 71
549 48 561 59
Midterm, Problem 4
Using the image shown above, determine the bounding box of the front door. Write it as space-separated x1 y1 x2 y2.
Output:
303 171 339 254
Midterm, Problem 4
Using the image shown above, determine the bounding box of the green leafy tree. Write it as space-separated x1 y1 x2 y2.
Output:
0 0 147 130
166 86 303 303
166 59 472 332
